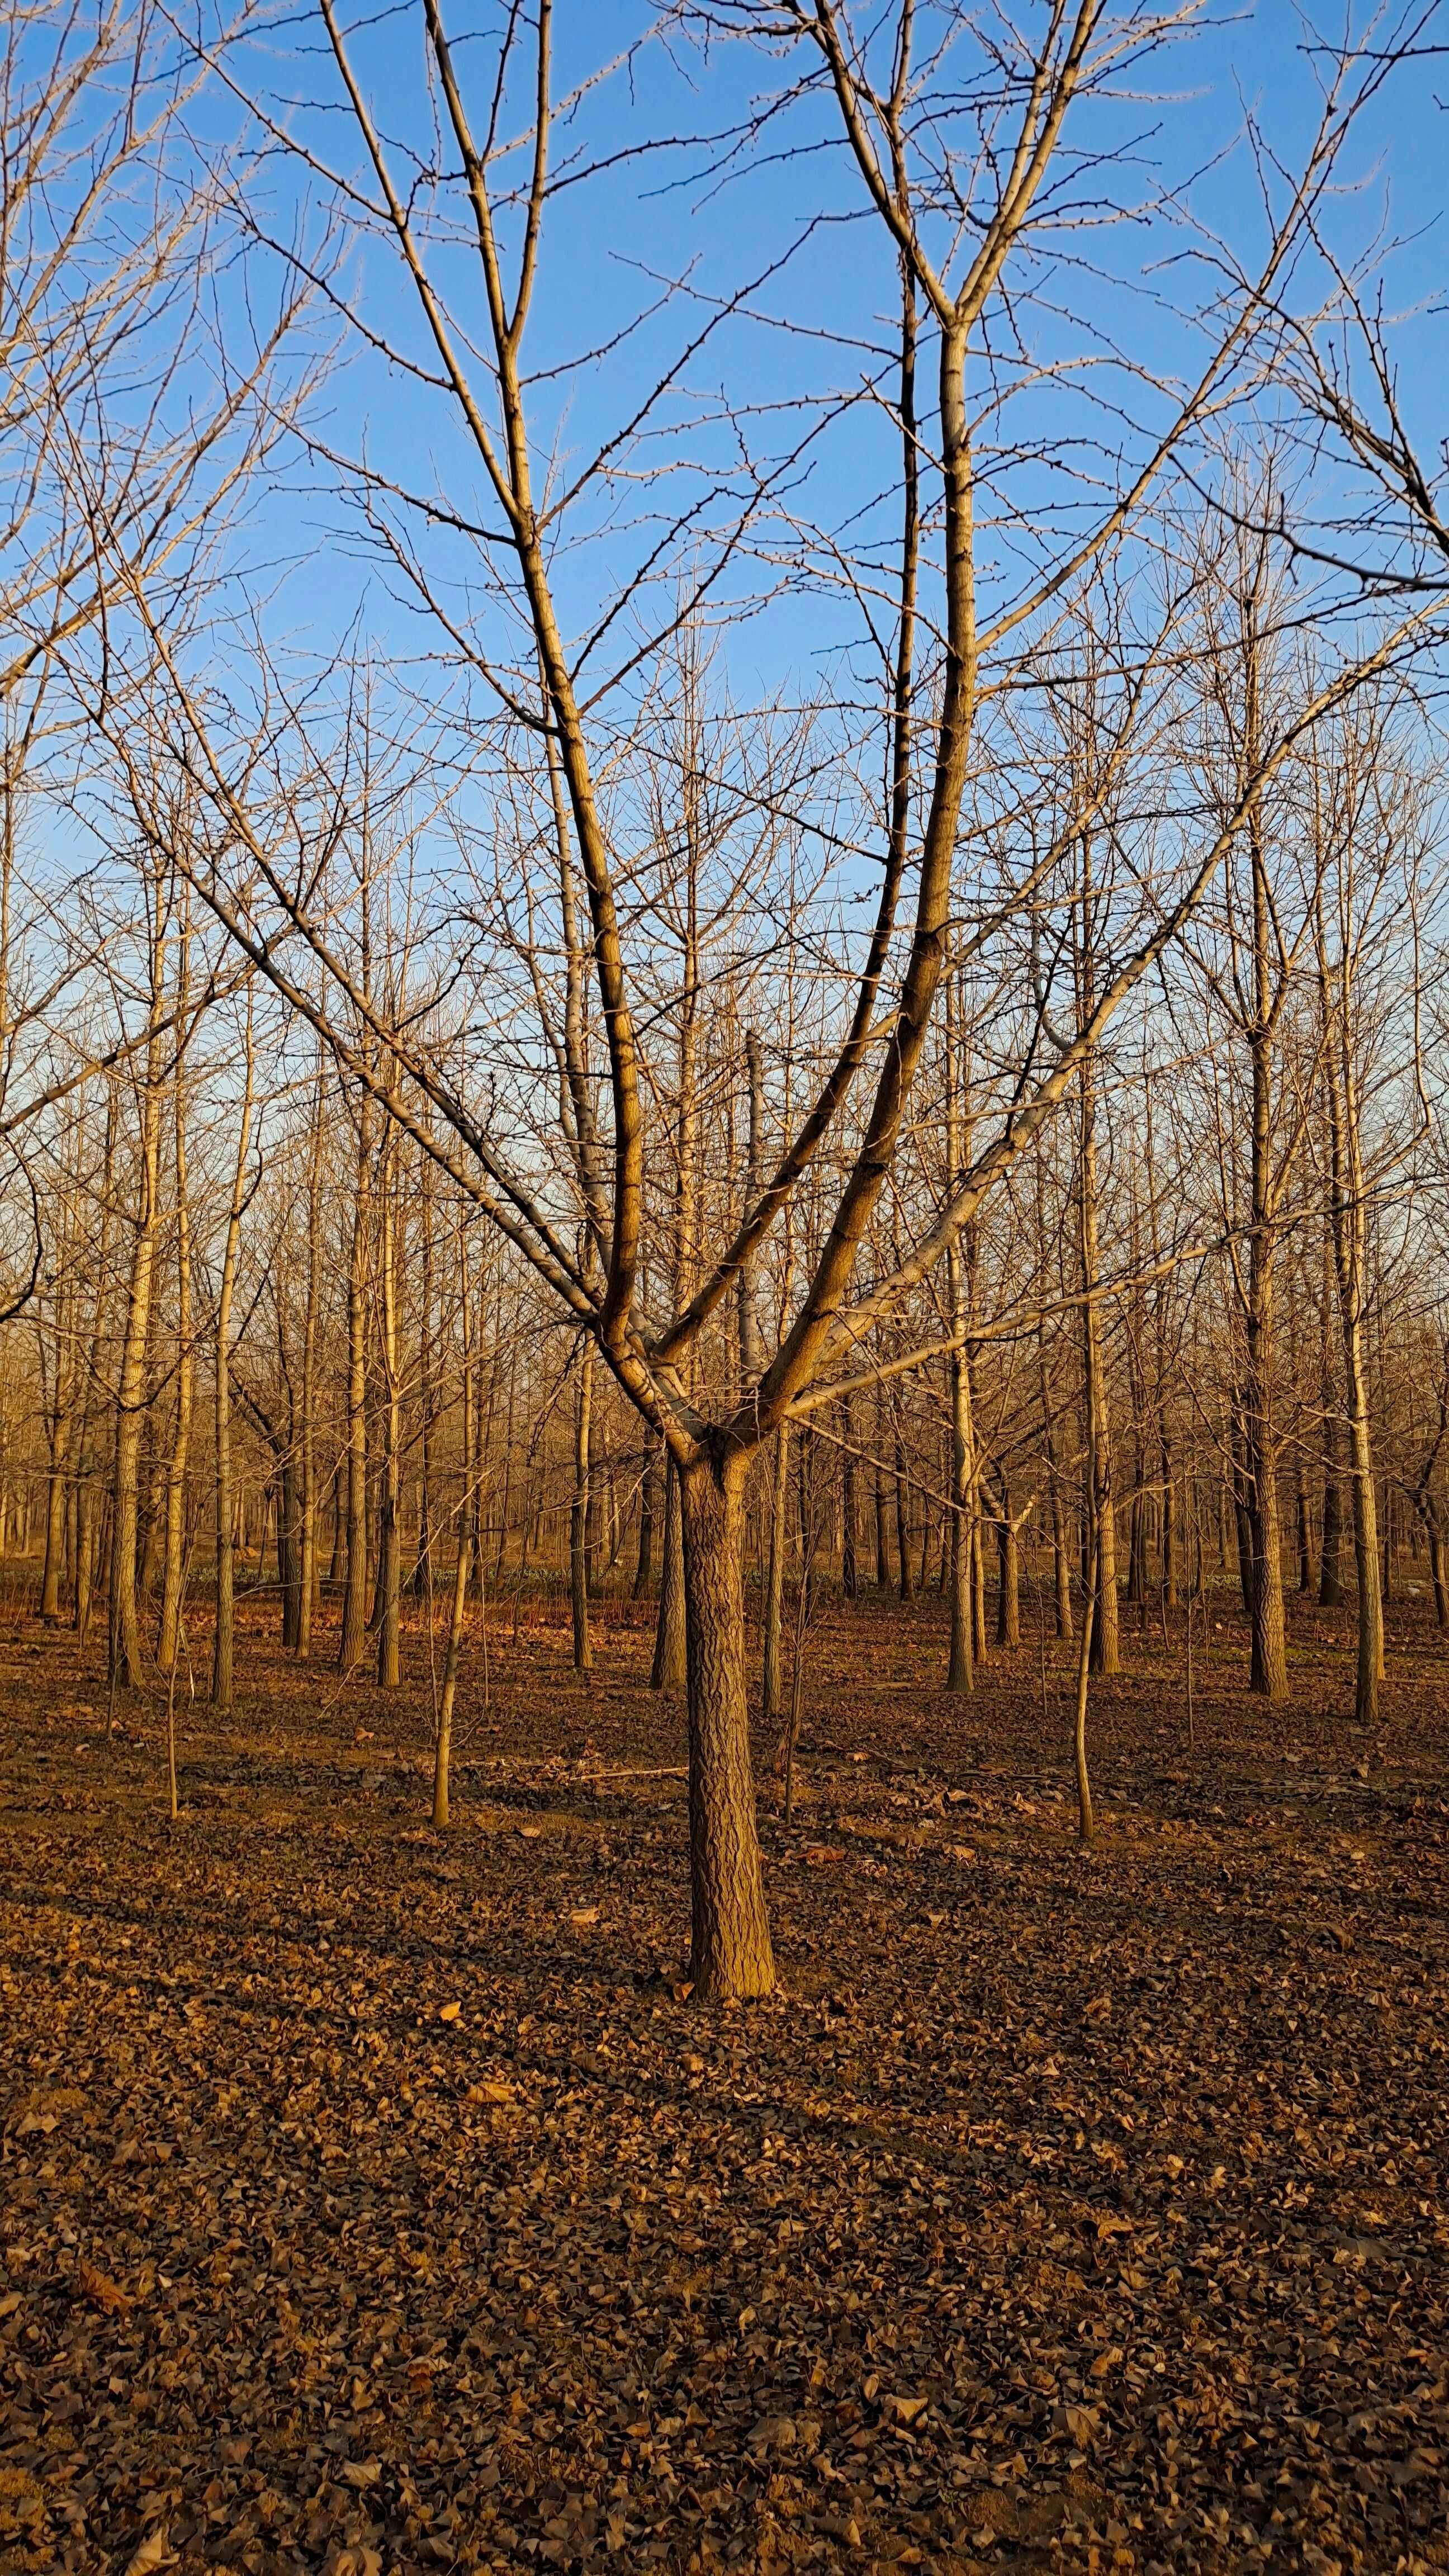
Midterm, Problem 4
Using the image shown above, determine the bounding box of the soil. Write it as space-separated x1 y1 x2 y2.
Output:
1 1581 1446 2575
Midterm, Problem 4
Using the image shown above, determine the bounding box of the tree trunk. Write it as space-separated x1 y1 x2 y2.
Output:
339 1091 372 1673
632 1447 657 1598
1159 1432 1178 1611
1319 1448 1343 1602
840 1401 858 1601
894 1434 912 1603
1343 1316 1384 1718
39 1381 73 1622
433 1325 475 1830
1429 1520 1448 1632
1295 1456 1314 1594
571 1341 593 1673
374 1150 401 1688
679 1453 775 2002
157 1080 193 1673
279 1457 302 1651
760 1423 788 1722
298 1064 323 1660
651 1453 686 1689
996 1499 1021 1649
1079 1060 1119 1677
211 995 254 1713
110 1020 165 1693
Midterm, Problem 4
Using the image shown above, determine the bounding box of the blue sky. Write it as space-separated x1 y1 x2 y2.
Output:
229 1 1448 722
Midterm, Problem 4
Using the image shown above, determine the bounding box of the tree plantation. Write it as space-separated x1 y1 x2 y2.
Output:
2 3 1448 2573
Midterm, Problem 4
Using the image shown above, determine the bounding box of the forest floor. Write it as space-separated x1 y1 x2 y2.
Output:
1 1580 1447 2576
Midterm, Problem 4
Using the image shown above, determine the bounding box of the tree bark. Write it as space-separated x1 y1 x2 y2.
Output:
651 1453 686 1689
1078 1049 1119 1676
760 1423 788 1723
157 1048 193 1673
339 1083 373 1673
571 1339 593 1673
211 993 255 1713
840 1400 858 1601
374 1142 401 1688
110 896 169 1694
679 1452 775 2002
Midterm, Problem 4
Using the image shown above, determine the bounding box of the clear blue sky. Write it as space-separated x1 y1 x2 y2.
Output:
239 2 1448 704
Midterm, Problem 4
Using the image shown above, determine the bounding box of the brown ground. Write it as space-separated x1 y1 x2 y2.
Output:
1 1578 1447 2576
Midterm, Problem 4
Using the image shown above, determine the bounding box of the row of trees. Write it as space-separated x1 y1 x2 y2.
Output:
16 594 1449 1706
3 0 1448 1992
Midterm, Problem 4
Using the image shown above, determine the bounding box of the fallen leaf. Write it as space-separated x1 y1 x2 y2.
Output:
75 2255 130 2314
122 2528 175 2575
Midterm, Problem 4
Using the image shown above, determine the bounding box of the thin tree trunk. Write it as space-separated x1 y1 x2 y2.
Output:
1319 901 1384 1720
111 889 170 1694
651 1453 686 1689
298 1062 323 1659
894 1433 912 1603
339 1086 373 1673
760 1423 789 1723
434 1277 475 1830
840 1400 858 1601
1078 1050 1119 1677
211 991 255 1713
633 1446 657 1598
158 1030 193 1673
996 1490 1021 1649
571 1339 593 1674
374 1142 401 1688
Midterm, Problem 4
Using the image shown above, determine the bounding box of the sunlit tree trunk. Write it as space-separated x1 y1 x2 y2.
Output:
373 1135 401 1688
110 877 170 1693
157 1001 194 1674
339 1082 373 1673
680 1452 775 2001
211 988 255 1713
571 1336 593 1674
760 1424 789 1723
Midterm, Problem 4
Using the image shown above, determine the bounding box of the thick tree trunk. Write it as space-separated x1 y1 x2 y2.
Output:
679 1453 775 2002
